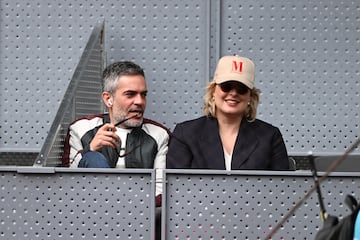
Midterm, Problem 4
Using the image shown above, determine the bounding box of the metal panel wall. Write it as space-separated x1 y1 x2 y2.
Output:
0 0 359 154
0 0 93 151
34 21 105 167
1 167 359 240
104 1 210 129
214 0 359 155
163 170 360 240
0 167 156 240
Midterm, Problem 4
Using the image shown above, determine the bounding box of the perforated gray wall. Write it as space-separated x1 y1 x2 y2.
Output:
1 168 358 240
0 0 95 151
215 0 360 154
0 168 155 239
163 170 360 240
0 0 359 154
104 1 209 129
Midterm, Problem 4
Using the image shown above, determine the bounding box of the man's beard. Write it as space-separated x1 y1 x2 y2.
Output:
123 118 143 128
114 114 143 128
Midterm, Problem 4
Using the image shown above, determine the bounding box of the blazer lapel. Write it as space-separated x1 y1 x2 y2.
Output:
232 120 258 169
198 118 226 169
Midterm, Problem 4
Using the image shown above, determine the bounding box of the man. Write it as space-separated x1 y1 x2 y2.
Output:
62 61 170 199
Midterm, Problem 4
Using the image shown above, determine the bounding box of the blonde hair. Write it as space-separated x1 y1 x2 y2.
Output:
202 81 260 122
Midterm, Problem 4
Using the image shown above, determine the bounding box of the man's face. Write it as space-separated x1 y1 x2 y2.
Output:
110 75 147 128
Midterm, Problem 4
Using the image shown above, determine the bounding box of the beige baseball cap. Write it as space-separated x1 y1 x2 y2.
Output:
213 55 255 89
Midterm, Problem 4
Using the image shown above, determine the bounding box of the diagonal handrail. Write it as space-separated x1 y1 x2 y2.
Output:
264 137 360 240
34 20 105 167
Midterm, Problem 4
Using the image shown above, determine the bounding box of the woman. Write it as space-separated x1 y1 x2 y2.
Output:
166 55 289 170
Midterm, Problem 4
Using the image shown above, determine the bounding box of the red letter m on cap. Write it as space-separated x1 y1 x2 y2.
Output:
232 61 243 73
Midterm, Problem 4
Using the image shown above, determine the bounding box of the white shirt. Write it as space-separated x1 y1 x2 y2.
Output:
115 127 132 168
224 148 232 170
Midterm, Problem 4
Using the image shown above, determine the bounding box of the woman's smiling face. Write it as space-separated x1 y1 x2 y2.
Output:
214 81 251 117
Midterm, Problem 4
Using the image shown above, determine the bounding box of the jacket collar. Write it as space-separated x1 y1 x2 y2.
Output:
198 117 258 169
199 117 225 169
231 119 258 169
